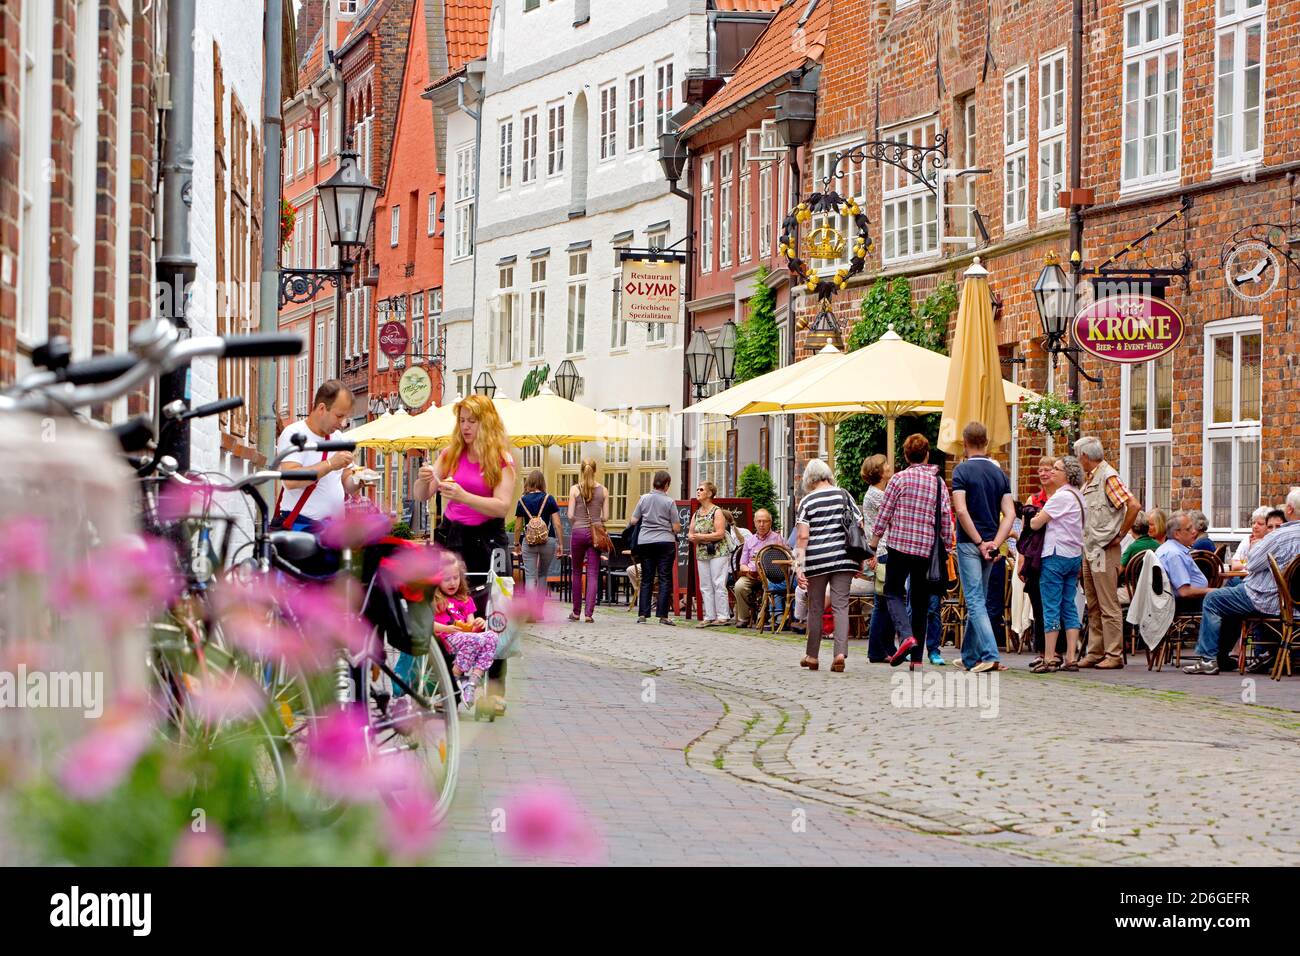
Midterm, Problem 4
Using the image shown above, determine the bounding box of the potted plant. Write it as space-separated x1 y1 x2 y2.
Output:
1019 392 1085 438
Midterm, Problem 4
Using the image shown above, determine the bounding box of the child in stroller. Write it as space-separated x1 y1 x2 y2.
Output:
428 555 499 710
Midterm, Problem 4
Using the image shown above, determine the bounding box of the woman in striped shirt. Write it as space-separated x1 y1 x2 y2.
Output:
794 458 864 672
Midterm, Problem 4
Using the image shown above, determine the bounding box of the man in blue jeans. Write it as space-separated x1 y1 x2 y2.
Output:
1184 489 1300 674
950 422 1016 673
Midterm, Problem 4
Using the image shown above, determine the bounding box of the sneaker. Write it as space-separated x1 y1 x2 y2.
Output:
637 616 648 624
659 617 675 626
1183 658 1220 675
1246 655 1275 674
928 652 947 666
972 660 997 674
888 636 918 667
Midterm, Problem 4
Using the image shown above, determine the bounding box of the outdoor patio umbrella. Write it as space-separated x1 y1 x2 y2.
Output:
679 343 846 418
938 257 1011 454
342 408 415 450
725 329 1037 468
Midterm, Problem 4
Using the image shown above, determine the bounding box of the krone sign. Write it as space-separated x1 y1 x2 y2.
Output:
1072 294 1185 364
398 364 432 409
620 258 682 325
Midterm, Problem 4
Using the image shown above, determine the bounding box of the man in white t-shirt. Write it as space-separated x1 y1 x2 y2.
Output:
274 379 358 531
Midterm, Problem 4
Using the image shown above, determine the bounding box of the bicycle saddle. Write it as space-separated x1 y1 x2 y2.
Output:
270 530 320 564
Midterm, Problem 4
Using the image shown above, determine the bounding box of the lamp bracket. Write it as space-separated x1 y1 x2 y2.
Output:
279 266 351 307
1080 195 1193 286
618 245 689 264
821 132 950 196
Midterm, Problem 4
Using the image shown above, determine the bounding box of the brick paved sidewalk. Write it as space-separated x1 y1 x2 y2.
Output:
438 638 1023 866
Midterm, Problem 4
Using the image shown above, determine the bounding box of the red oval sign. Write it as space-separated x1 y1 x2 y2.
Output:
378 321 409 358
1072 294 1185 364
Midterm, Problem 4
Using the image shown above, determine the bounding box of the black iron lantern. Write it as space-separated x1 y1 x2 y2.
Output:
713 319 738 387
658 130 688 185
318 147 380 251
773 87 817 149
1032 251 1074 348
685 330 715 398
473 371 497 398
553 359 581 401
804 309 844 351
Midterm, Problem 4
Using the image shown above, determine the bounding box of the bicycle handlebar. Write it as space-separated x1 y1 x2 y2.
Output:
277 471 322 482
181 397 244 421
312 440 356 452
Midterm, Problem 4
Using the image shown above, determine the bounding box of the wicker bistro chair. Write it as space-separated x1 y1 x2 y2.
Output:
1149 550 1223 670
1235 555 1300 680
1121 555 1147 657
939 570 967 649
999 553 1017 651
847 572 875 640
754 544 794 634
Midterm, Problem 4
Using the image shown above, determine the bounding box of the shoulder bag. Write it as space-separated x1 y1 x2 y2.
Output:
926 473 950 583
839 490 871 564
581 493 613 552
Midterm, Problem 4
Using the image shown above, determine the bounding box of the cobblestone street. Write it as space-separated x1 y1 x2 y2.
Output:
441 610 1300 866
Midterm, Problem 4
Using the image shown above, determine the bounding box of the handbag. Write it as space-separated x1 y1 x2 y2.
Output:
926 473 949 584
839 490 871 564
581 494 612 552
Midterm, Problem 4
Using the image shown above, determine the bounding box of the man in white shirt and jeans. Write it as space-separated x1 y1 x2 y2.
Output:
275 379 359 531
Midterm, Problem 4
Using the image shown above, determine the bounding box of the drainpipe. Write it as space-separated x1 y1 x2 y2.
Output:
673 179 694 496
457 75 482 381
257 0 283 474
786 145 800 531
156 0 198 471
1067 0 1084 412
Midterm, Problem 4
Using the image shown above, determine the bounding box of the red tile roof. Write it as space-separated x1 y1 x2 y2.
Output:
681 0 831 135
445 0 490 73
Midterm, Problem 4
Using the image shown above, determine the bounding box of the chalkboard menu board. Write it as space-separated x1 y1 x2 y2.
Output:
556 498 574 543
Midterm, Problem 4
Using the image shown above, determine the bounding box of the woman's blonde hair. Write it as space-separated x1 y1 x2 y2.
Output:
443 394 511 490
578 457 598 502
433 553 471 614
698 479 717 500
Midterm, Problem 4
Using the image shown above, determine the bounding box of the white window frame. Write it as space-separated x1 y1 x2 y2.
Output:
1213 0 1266 170
521 109 538 184
627 71 646 151
605 469 629 523
297 128 307 173
1120 352 1174 514
454 145 476 260
427 192 437 236
610 246 628 350
876 122 934 264
411 291 425 365
295 354 309 418
599 82 618 161
319 104 330 157
529 258 547 360
567 252 588 356
498 119 514 191
1038 50 1067 218
719 148 734 269
655 60 675 137
738 142 753 262
700 155 715 274
491 265 520 366
640 406 669 463
758 160 773 258
1121 0 1183 190
390 204 401 247
1003 68 1029 230
960 95 978 239
547 101 565 177
1202 317 1263 533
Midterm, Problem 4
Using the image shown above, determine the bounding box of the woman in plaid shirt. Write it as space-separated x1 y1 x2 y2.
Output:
867 434 955 668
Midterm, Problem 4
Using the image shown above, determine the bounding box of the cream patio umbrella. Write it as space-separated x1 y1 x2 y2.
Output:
680 343 847 418
497 389 650 489
938 257 1011 454
726 329 1038 468
342 408 415 450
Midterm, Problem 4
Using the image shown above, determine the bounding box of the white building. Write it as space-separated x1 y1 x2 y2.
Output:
436 0 724 521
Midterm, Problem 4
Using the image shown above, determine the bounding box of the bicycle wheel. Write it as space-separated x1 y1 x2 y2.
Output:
363 644 460 824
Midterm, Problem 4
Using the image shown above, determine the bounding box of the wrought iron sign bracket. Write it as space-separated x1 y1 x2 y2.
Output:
279 266 350 307
1079 195 1194 289
821 132 950 196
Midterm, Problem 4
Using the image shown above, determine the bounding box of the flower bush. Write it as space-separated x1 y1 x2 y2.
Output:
1020 393 1085 437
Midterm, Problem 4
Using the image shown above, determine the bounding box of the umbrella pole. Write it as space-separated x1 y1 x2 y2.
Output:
886 415 897 469
825 422 836 473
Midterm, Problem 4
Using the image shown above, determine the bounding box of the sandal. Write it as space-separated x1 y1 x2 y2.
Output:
800 656 820 671
584 617 595 624
567 612 580 622
1059 661 1079 672
830 655 846 673
1030 659 1061 674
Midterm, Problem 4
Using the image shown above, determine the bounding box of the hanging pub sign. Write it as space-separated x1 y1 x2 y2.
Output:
379 321 409 357
398 365 432 409
619 257 682 324
1072 293 1185 364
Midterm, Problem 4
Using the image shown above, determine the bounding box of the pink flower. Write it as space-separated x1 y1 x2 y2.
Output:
318 512 393 551
56 699 155 801
171 826 226 867
282 582 378 661
0 517 49 580
503 585 549 626
381 790 442 862
156 481 206 523
51 536 181 631
501 785 603 864
210 578 335 671
378 544 451 601
185 672 267 727
303 706 427 803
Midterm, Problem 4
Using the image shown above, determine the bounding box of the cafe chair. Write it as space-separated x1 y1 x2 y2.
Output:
754 544 793 634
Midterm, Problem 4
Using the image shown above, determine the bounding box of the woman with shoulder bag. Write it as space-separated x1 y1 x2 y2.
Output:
1027 456 1087 673
567 458 608 623
515 469 564 597
794 459 865 672
689 480 733 626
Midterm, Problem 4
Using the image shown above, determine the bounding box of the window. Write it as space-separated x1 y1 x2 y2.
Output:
522 445 542 469
1122 0 1182 187
454 145 476 259
627 72 645 151
719 148 734 269
700 156 714 274
959 95 978 239
698 412 728 492
295 354 308 417
606 471 629 523
319 105 330 156
390 205 401 246
1121 352 1174 514
811 140 869 265
455 370 471 400
599 83 617 160
279 360 289 415
524 0 540 10
529 258 547 360
317 200 330 267
498 119 514 190
293 212 304 268
567 252 588 354
547 102 565 176
605 408 631 464
521 110 538 184
875 122 932 262
758 161 773 258
314 319 326 391
1204 320 1262 531
428 288 443 356
641 407 669 462
297 128 306 173
655 60 675 136
563 443 583 467
611 247 628 349
1003 68 1029 229
411 292 425 364
427 192 437 236
304 206 315 268
339 0 358 13
738 142 752 262
1214 0 1265 167
491 265 520 365
1038 50 1067 217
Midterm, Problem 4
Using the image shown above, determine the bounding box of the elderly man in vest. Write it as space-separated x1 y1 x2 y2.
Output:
1075 436 1140 668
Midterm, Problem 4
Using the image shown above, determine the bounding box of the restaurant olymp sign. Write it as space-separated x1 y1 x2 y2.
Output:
1072 294 1185 364
619 258 682 324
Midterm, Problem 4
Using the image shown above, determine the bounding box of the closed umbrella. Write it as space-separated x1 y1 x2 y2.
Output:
938 257 1011 454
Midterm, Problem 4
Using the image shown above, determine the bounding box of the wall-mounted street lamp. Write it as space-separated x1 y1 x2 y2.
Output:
473 371 497 398
553 359 581 402
685 330 715 400
1032 249 1098 383
713 319 738 388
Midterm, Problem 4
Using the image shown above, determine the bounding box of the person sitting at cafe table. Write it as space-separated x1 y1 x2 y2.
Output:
728 508 783 628
1184 488 1300 675
1155 511 1215 614
1267 509 1285 532
1190 509 1216 554
1122 508 1167 571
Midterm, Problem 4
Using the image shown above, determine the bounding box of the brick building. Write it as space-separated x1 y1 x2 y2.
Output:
738 0 1300 544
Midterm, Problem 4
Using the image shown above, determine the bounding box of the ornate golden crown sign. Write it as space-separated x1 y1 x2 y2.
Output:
802 226 846 261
